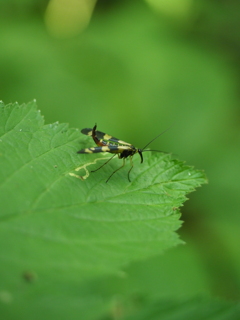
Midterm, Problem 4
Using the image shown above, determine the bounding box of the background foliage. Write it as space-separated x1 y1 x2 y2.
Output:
0 0 240 319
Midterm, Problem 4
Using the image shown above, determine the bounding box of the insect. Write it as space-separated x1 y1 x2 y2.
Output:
77 124 168 183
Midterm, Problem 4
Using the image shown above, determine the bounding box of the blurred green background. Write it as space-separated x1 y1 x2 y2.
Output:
1 0 240 305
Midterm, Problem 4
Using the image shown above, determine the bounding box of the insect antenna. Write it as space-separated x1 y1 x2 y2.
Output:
143 149 170 154
141 126 172 152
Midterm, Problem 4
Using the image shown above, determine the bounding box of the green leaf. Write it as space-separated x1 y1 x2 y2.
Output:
122 297 240 320
0 101 207 319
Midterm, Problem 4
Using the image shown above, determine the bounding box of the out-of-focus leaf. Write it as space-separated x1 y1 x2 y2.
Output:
123 297 240 320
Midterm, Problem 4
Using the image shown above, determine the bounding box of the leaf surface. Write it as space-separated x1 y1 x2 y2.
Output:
0 101 207 318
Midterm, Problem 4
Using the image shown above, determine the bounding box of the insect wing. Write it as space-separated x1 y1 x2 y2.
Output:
81 128 93 136
77 145 133 154
81 127 133 147
77 146 108 154
98 131 133 146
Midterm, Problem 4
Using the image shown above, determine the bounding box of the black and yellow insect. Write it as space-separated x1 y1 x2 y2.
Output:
77 124 167 182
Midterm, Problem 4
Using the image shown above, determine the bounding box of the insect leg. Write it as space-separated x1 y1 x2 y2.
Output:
127 157 134 182
91 154 116 173
106 159 126 183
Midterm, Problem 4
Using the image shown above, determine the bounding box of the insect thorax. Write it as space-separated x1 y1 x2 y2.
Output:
119 148 138 159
